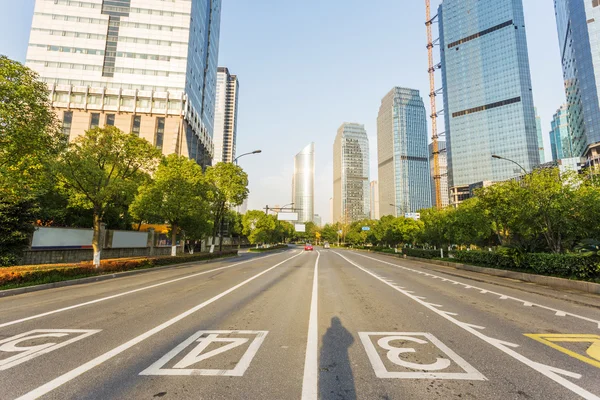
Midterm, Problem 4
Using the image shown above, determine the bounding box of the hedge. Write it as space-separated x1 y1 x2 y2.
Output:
248 245 289 252
402 248 441 260
0 250 239 290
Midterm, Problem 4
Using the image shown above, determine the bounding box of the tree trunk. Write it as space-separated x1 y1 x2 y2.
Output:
171 223 178 257
92 212 102 268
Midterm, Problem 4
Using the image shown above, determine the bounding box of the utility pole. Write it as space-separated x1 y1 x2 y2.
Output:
426 0 442 209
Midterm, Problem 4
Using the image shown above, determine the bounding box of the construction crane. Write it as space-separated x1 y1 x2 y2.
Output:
425 0 442 209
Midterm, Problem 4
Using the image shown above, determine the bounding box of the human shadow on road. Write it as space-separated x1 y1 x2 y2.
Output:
319 317 356 400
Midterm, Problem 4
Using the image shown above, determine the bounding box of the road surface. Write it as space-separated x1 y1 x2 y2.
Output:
0 248 599 399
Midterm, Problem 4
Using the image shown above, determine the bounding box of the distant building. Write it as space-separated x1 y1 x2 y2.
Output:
429 141 450 208
213 67 239 164
25 0 222 168
292 143 315 223
370 181 380 220
377 87 432 217
535 108 545 164
313 214 322 227
439 0 540 204
333 123 370 224
550 104 574 161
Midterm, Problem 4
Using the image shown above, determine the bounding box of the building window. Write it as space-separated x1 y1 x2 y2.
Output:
155 117 165 149
62 111 73 138
90 113 100 129
106 114 115 126
132 115 141 136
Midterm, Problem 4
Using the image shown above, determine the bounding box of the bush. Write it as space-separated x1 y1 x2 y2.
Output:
454 250 515 270
248 245 288 253
403 248 442 259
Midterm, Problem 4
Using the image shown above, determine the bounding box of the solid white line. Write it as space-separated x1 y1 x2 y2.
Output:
301 251 320 400
0 252 283 329
15 252 302 400
334 251 600 400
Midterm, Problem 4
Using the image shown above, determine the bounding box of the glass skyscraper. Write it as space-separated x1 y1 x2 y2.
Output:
439 0 540 202
333 123 370 224
550 104 574 161
429 141 450 209
377 88 432 217
535 108 546 164
26 0 221 167
554 0 600 157
292 143 315 223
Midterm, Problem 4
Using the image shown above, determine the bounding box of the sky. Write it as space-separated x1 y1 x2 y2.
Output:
0 0 566 224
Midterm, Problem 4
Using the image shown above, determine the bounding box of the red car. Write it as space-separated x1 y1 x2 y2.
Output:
304 244 314 251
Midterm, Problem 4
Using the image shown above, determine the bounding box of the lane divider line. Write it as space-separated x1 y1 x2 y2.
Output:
353 252 600 330
15 251 303 400
301 251 320 400
0 252 284 330
334 251 600 400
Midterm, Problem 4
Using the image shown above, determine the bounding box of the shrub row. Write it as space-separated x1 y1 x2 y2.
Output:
248 245 289 252
402 248 442 260
0 250 239 290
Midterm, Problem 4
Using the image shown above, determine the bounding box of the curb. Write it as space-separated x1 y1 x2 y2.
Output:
0 254 243 298
354 250 600 295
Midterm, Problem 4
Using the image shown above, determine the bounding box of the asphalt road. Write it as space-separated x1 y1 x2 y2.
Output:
0 248 599 400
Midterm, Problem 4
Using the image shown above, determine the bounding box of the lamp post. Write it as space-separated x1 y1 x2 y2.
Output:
491 154 527 175
390 203 404 217
234 150 262 165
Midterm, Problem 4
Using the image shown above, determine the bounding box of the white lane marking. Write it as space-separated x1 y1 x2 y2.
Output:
353 253 600 330
0 329 100 370
335 252 600 400
140 330 268 376
359 332 486 380
16 252 302 400
0 252 283 329
301 251 320 400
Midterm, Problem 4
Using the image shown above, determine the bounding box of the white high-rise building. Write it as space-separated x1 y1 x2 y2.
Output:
213 67 239 164
370 180 380 220
292 143 315 223
333 123 370 224
25 0 222 167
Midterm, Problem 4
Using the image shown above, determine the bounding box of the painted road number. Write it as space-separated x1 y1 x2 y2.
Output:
359 332 486 380
525 334 600 369
0 329 100 371
140 330 268 376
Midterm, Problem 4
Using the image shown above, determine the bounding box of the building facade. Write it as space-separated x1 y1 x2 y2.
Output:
535 108 545 164
26 0 222 167
439 0 540 203
292 143 315 223
377 87 432 217
550 104 574 161
555 0 600 158
333 123 370 224
429 140 450 208
213 67 239 164
370 180 380 220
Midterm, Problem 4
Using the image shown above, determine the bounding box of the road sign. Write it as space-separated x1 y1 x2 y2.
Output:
404 213 421 221
362 227 371 231
141 330 268 376
278 212 299 221
525 334 600 369
0 329 100 371
295 224 306 233
359 332 485 380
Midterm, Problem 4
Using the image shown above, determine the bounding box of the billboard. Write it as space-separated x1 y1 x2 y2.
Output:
295 224 306 233
404 213 421 221
278 212 299 221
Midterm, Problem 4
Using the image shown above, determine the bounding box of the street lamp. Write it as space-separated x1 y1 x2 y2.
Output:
390 203 404 216
234 150 262 165
491 154 527 174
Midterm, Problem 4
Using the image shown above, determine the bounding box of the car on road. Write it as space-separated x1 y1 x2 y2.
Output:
323 242 330 249
304 244 314 251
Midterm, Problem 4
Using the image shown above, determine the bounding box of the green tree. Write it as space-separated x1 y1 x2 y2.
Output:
57 126 162 265
130 154 211 255
205 162 249 251
242 210 276 245
321 223 340 244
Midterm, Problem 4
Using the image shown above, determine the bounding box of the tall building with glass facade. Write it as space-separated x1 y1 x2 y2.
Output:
333 123 370 224
535 108 546 164
429 141 450 208
26 0 222 167
439 0 540 203
554 0 600 158
292 143 315 223
550 104 574 161
213 67 239 164
377 88 432 217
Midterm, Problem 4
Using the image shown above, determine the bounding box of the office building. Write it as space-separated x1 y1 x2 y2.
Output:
370 181 380 220
550 104 574 161
429 141 450 208
555 0 600 159
333 123 370 224
313 214 322 227
292 143 315 223
26 0 222 167
213 67 239 164
377 87 432 217
535 108 545 164
439 0 540 204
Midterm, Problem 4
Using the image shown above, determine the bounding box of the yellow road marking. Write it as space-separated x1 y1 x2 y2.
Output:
525 334 600 369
